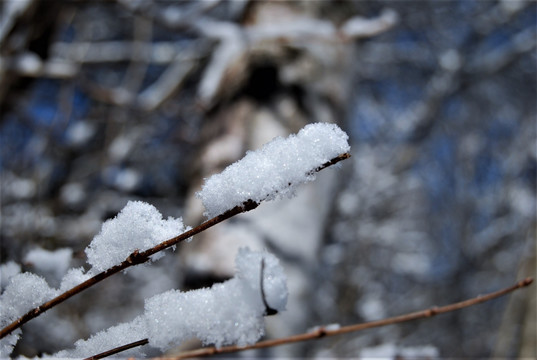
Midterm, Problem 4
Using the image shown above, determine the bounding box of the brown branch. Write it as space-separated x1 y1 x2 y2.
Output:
0 153 351 340
315 152 351 172
84 339 149 360
159 277 533 359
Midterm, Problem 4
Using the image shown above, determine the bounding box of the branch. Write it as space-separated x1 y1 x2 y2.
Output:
50 41 205 64
315 153 351 172
84 339 149 360
162 277 533 359
0 153 351 340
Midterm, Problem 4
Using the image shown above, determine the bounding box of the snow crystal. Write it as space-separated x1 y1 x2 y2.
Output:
197 122 350 218
85 201 189 272
24 247 73 282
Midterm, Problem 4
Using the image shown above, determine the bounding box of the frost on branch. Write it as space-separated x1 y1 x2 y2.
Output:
85 201 189 272
55 248 288 357
197 122 350 218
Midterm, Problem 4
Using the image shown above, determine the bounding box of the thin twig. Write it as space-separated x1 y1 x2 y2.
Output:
158 277 533 359
315 153 351 172
0 153 351 340
84 339 149 360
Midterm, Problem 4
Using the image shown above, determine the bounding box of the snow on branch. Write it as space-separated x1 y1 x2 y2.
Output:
0 273 59 357
197 122 351 218
85 201 189 272
54 248 287 358
0 122 351 355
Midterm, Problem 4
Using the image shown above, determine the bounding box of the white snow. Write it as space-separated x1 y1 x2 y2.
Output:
0 273 59 358
54 315 148 359
308 323 341 333
0 261 21 290
145 248 287 350
0 273 59 320
24 247 73 282
66 120 96 146
60 182 86 205
85 201 189 272
55 248 288 357
197 122 350 218
59 267 92 292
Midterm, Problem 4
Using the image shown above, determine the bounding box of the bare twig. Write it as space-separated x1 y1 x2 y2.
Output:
0 153 351 340
315 153 351 172
84 339 149 360
137 58 197 111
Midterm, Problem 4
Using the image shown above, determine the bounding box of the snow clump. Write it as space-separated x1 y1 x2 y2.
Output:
197 122 350 218
85 201 189 272
0 273 60 357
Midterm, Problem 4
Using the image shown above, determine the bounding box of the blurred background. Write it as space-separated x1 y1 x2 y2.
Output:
0 0 535 358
